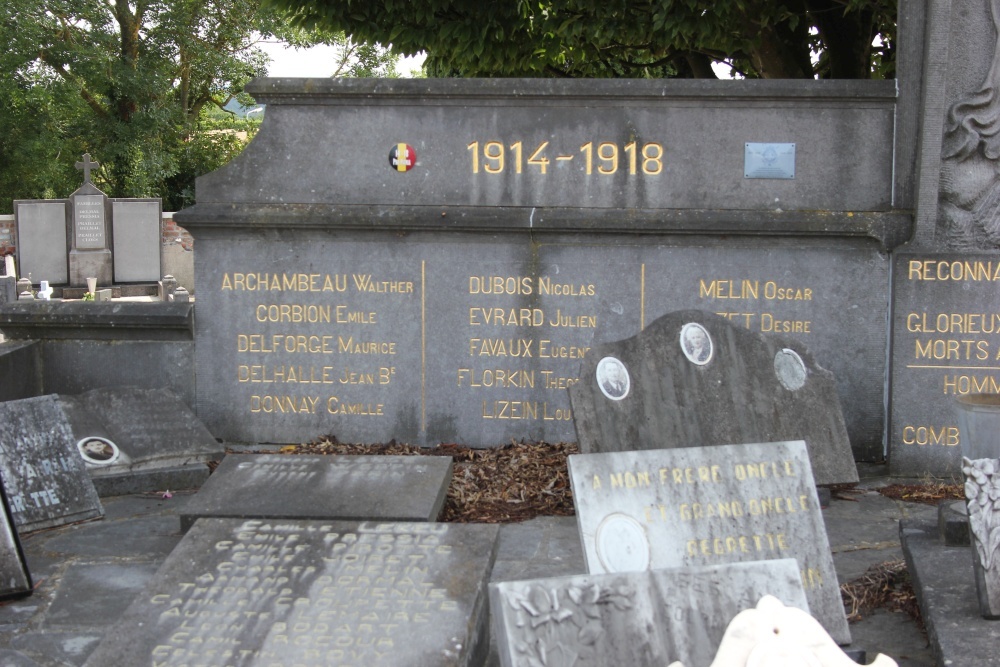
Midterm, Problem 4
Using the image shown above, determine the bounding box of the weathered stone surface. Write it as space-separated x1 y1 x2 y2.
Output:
961 457 1000 618
61 387 221 471
569 309 857 486
0 395 103 532
184 234 886 457
568 441 849 644
175 77 898 457
901 518 1000 667
83 519 499 667
888 252 1000 475
0 481 32 600
491 560 809 667
180 454 452 531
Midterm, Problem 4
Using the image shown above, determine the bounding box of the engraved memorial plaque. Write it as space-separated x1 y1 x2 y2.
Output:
84 519 499 667
491 559 809 667
744 142 796 179
0 395 104 532
180 453 453 531
568 441 850 644
74 195 107 250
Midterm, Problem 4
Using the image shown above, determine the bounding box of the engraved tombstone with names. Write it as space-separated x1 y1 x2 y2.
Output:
69 154 113 286
567 441 850 644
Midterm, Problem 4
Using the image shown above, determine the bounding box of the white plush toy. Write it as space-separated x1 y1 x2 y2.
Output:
667 596 897 667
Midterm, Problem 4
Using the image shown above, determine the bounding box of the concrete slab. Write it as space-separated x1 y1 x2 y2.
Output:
901 517 1000 666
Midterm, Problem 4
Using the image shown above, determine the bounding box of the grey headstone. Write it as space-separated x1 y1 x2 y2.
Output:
0 395 104 532
0 276 16 304
180 453 452 532
888 251 1000 475
0 478 32 600
59 387 223 491
83 519 499 667
14 200 68 285
490 559 809 667
570 310 858 486
568 440 849 644
112 200 162 282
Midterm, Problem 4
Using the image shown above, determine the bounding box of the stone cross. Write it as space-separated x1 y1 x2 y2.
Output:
75 153 99 185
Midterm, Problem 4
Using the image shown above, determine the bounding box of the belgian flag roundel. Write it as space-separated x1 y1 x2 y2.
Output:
388 144 416 172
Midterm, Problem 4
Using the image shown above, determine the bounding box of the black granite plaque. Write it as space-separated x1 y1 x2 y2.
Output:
889 252 1000 476
180 454 453 531
569 309 858 486
83 519 499 667
567 441 850 644
491 560 808 667
0 395 104 532
0 476 32 600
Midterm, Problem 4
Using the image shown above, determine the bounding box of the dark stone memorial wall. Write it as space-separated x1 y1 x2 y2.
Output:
888 0 1000 475
177 79 907 456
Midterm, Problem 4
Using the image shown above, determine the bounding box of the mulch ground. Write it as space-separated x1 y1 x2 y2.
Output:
241 438 949 627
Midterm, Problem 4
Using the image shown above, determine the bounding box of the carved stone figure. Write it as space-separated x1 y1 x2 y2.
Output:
962 456 1000 617
939 0 1000 249
667 596 897 667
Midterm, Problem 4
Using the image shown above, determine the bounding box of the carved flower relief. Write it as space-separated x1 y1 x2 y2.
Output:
506 581 634 666
962 457 1000 569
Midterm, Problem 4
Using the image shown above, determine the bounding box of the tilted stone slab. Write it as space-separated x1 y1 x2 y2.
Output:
568 441 850 644
61 387 223 482
569 309 858 486
84 519 499 667
0 479 32 599
491 559 809 667
0 395 103 532
180 454 452 532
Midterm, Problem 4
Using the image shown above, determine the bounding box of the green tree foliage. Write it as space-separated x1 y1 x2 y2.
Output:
270 0 895 80
0 0 397 213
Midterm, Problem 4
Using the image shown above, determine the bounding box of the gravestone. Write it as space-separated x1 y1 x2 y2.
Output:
68 153 113 286
567 440 849 644
59 387 224 495
13 200 68 285
11 153 162 288
0 395 104 532
569 309 857 486
176 78 901 457
180 453 453 531
83 518 499 667
0 477 32 600
111 199 162 283
491 559 809 667
889 0 1000 475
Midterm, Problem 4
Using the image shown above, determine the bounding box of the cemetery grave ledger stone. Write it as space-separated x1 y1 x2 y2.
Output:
83 519 499 667
567 440 850 645
0 395 104 532
569 309 858 487
491 559 810 667
180 453 453 531
176 78 903 456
